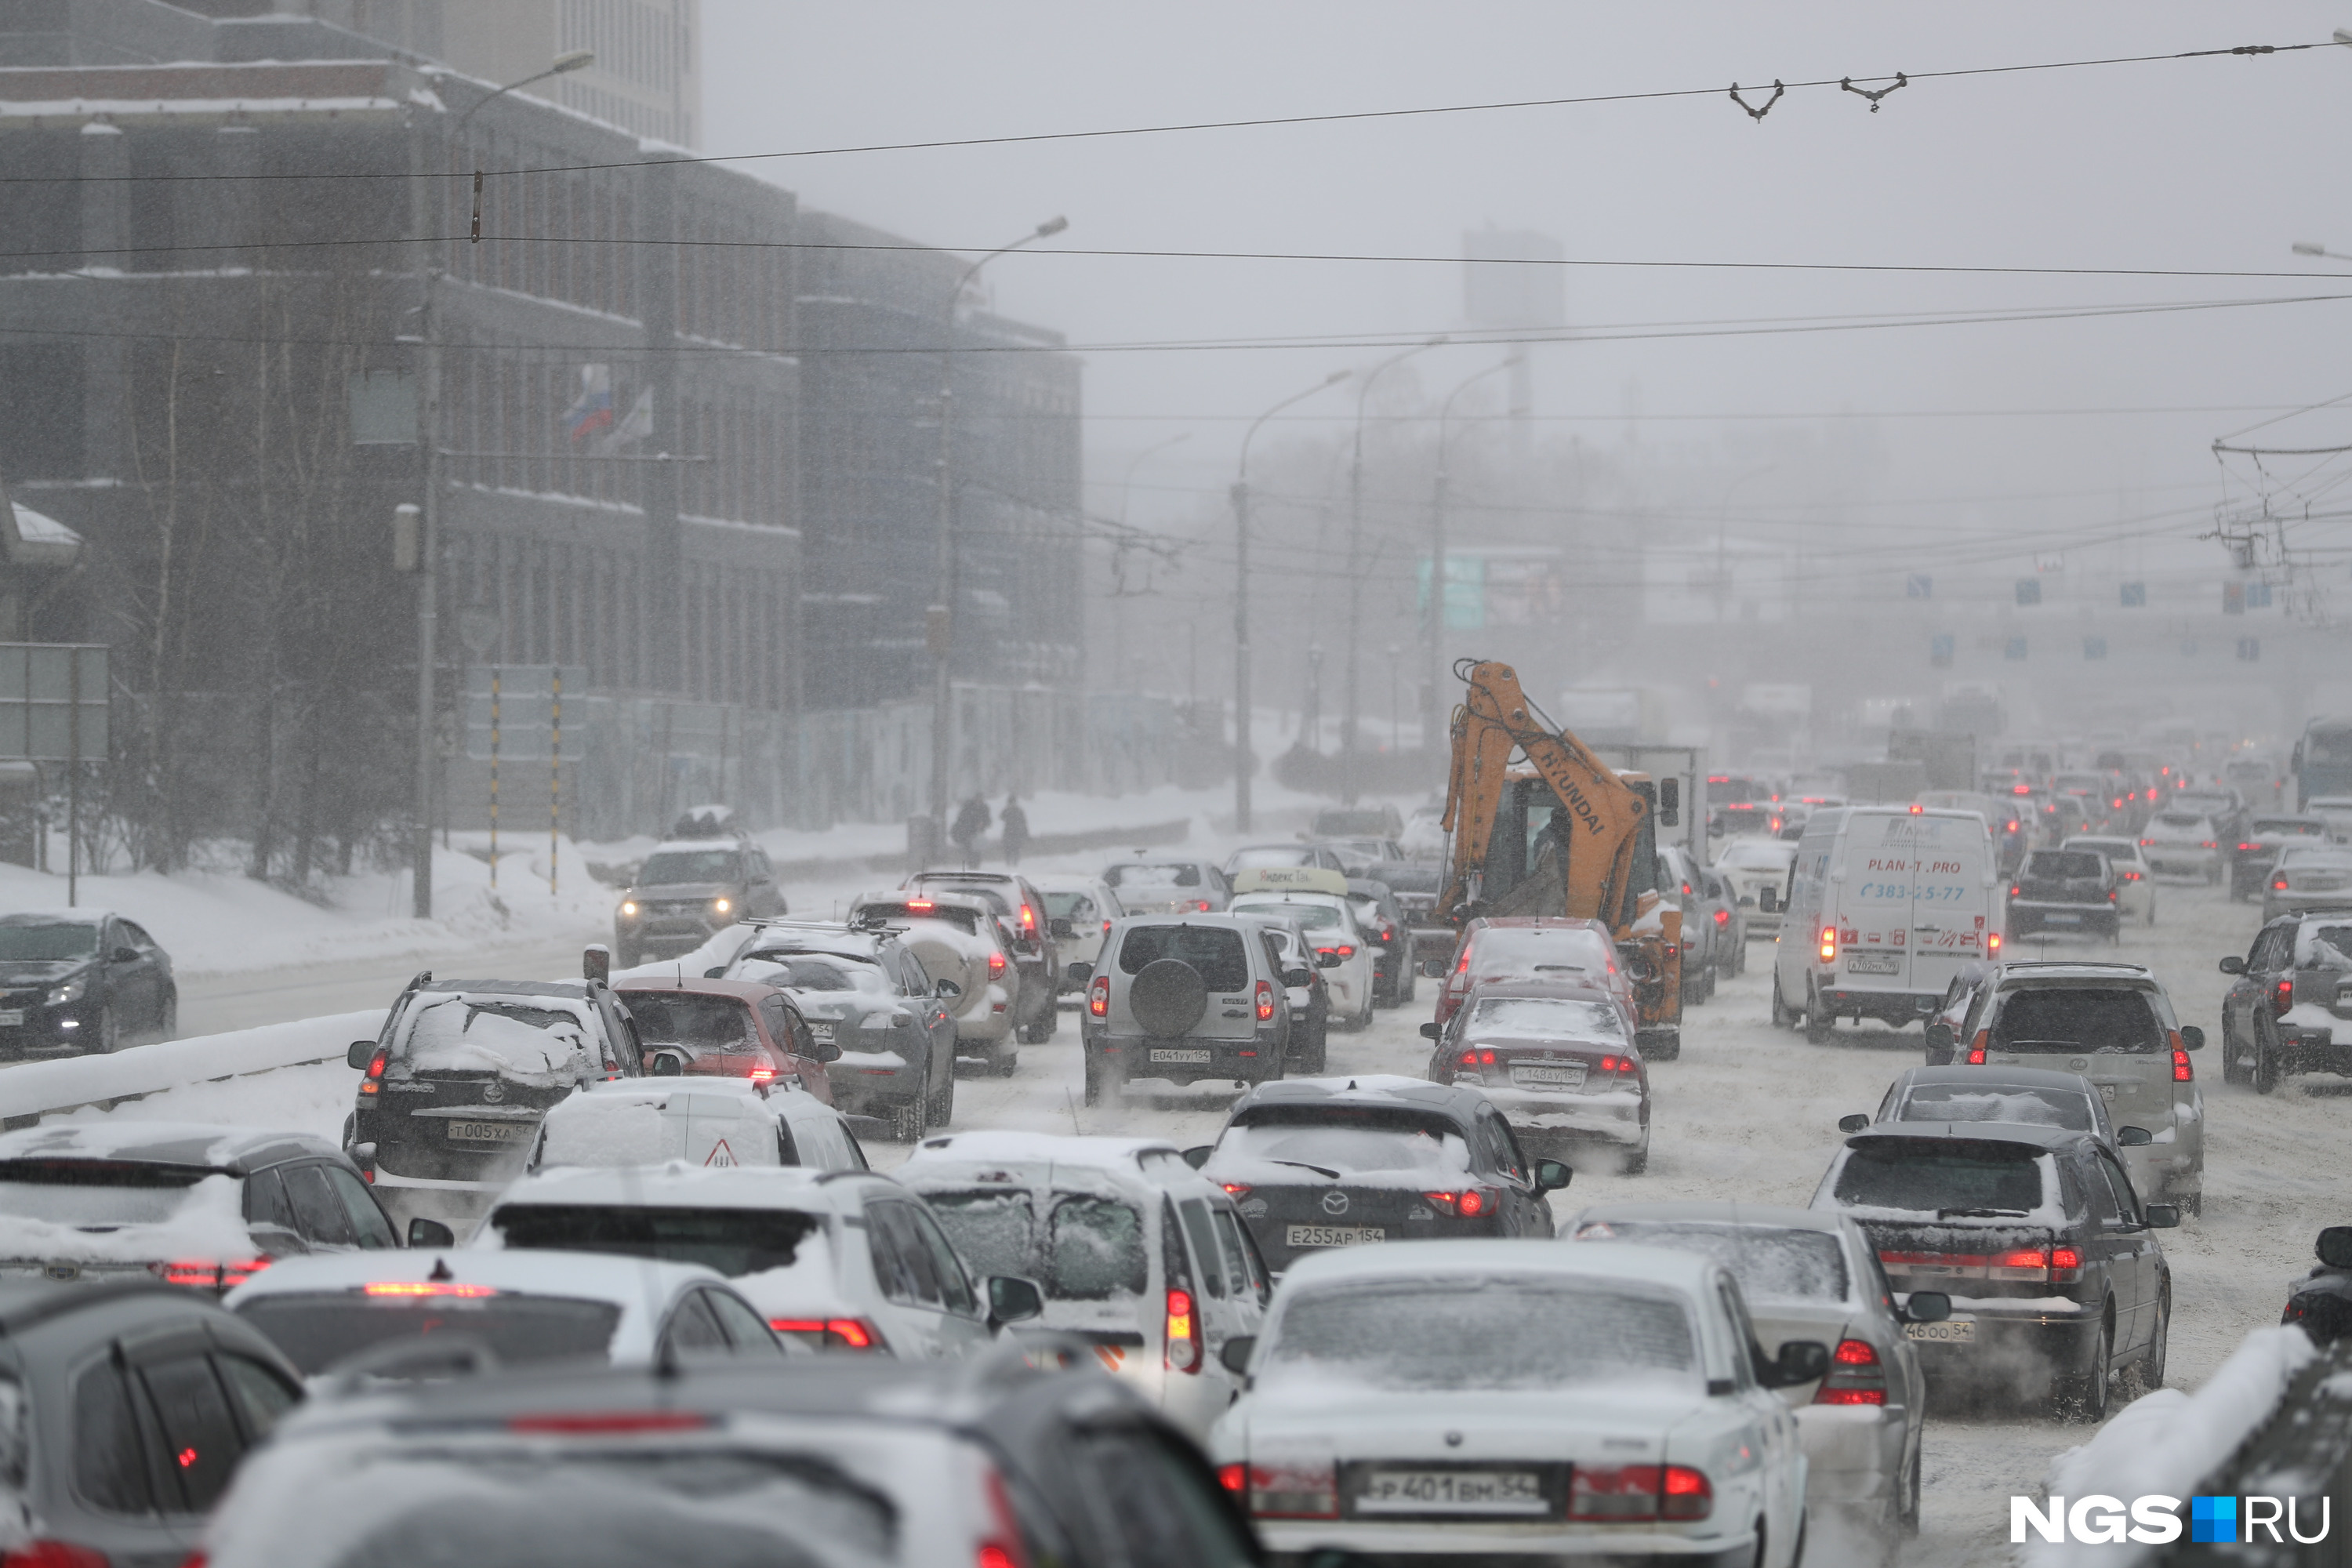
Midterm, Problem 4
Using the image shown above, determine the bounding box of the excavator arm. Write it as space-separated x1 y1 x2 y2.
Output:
1436 660 1650 935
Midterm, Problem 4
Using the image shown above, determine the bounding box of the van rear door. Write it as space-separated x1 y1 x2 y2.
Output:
1835 811 1994 998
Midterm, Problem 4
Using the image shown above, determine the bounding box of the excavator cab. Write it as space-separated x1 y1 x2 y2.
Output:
1483 775 1663 931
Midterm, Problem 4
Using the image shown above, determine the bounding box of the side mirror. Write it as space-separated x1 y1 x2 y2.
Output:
1219 1335 1257 1376
935 978 962 1000
1419 959 1446 978
1419 1022 1442 1040
1902 1290 1951 1325
1282 968 1312 988
2220 955 2247 975
1181 1145 1212 1171
1049 918 1074 938
2317 1225 2352 1270
1534 1160 1573 1193
1316 952 1342 970
406 1217 456 1249
650 1052 685 1077
1837 1113 1870 1134
1658 778 1680 827
1922 1022 1955 1054
1064 961 1092 985
2144 1203 2181 1229
2180 1025 2205 1051
1762 1340 1831 1390
703 966 728 980
347 1040 379 1070
986 1275 1044 1330
1758 887 1780 914
111 946 141 964
815 1040 843 1064
2117 1125 2153 1147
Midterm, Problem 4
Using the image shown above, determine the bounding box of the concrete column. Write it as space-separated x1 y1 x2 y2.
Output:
637 154 684 693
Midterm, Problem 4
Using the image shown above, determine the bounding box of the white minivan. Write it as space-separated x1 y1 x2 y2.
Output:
1770 806 2002 1042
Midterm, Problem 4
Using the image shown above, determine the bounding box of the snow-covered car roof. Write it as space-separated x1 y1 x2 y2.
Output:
898 1131 1193 1200
1566 1200 1851 1235
0 909 108 926
1235 1074 1474 1116
0 1120 335 1174
535 1081 791 1171
1277 1236 1722 1295
1988 960 2158 989
484 1163 874 1213
736 924 885 961
642 838 753 858
226 1248 730 1308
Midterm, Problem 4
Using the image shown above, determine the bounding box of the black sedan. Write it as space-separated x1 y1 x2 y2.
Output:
0 909 175 1054
1190 1077 1569 1275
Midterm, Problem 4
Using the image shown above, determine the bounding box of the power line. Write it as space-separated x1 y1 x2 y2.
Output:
0 38 2324 187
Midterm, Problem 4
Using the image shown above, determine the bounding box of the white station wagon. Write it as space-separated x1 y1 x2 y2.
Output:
1210 1240 1822 1566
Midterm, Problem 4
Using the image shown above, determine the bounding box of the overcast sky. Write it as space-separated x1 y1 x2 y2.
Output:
702 3 2352 579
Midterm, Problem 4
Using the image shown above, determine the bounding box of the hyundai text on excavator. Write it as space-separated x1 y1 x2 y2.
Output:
1435 659 1685 1058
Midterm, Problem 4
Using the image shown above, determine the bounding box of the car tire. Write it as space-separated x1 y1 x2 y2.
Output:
2256 1033 2281 1096
1624 1127 1650 1175
1399 966 1417 1004
1771 977 1796 1030
2147 899 2157 927
2223 1025 2249 1085
2132 1285 2170 1396
2058 1318 2113 1423
1804 986 1831 1045
1082 1052 1105 1106
157 990 177 1043
1300 1025 1327 1076
1899 1445 1922 1537
889 1091 929 1143
93 1004 119 1054
928 1064 956 1127
992 1044 1020 1078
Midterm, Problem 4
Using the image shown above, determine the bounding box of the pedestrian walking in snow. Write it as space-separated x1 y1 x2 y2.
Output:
1000 797 1030 866
950 794 992 869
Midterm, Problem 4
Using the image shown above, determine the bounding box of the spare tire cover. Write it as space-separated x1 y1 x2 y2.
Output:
1130 958 1210 1039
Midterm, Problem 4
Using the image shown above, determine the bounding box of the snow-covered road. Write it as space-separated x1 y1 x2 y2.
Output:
69 856 2339 1568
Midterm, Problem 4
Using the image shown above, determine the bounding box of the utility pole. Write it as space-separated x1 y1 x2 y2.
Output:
1423 358 1519 759
1341 336 1444 804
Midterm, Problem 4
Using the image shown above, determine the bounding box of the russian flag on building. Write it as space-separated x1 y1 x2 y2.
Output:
564 364 613 445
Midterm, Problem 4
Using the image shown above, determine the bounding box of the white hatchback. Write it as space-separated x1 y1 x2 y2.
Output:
1211 1241 1818 1566
1227 891 1376 1030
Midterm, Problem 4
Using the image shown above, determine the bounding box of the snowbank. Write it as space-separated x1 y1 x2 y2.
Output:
2028 1326 2318 1568
0 1009 379 1126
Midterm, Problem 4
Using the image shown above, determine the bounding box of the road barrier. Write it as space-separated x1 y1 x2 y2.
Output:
0 1009 381 1130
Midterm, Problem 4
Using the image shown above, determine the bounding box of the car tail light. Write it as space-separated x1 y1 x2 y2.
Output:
2009 885 2021 898
364 1280 497 1298
1990 1248 2051 1281
978 1467 1033 1568
2122 869 2142 880
1819 926 1837 964
2114 798 2125 810
1986 931 2002 955
906 898 935 912
1241 1459 1338 1519
2203 840 2217 849
2240 842 2258 851
768 1317 884 1351
1218 1463 1246 1494
1165 1288 1203 1374
358 1045 389 1096
1459 1189 1489 1217
2139 838 2154 848
2172 1041 2194 1083
748 1065 775 1082
4 1542 112 1567
1421 1189 1492 1217
1019 903 1036 935
1088 975 1109 1018
988 949 1006 978
1254 981 1276 1022
1196 900 1212 913
1814 1337 1886 1405
1102 919 1112 936
1714 908 1730 926
152 1258 270 1290
1966 1029 1989 1065
2108 890 2118 902
1458 1048 1497 1068
506 1411 710 1435
1220 1182 1250 1197
2050 1247 2084 1283
1568 1465 1711 1522
2276 978 2294 1017
2276 877 2291 891
1662 1466 1712 1521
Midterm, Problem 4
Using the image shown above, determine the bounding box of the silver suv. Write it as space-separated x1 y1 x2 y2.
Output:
1069 915 1302 1105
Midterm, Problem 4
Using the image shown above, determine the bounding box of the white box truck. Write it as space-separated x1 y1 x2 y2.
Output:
1769 805 2002 1043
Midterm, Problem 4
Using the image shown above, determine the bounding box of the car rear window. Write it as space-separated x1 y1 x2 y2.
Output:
2256 819 2325 837
1990 988 2162 1054
397 996 592 1075
1898 1083 2096 1132
1268 1278 1695 1390
922 1189 1149 1301
915 880 1012 915
1571 1221 1848 1304
1467 928 1613 978
1831 1140 2049 1216
735 954 888 993
488 1204 826 1277
235 1292 624 1375
1214 1106 1471 1178
2155 815 2207 831
1108 863 1200 889
1117 926 1249 991
2297 926 2352 970
2025 851 2105 880
1461 996 1624 1041
621 994 758 1050
0 1159 220 1225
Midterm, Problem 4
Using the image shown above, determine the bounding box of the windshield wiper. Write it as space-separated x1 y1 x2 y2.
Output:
1935 1206 2031 1219
1267 1159 1343 1180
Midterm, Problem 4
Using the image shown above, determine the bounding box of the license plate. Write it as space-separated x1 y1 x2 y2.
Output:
1904 1319 1976 1344
1355 1469 1548 1517
1149 1047 1212 1064
1846 952 1902 975
0 1011 24 1027
1510 1064 1585 1089
2044 913 2081 925
1286 1224 1385 1248
445 1120 531 1142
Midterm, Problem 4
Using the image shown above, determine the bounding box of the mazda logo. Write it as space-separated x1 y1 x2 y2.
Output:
1320 1189 1350 1217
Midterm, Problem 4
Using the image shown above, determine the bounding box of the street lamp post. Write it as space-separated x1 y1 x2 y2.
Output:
1421 357 1520 758
1340 335 1446 804
927 216 1068 857
411 49 593 920
1232 369 1350 833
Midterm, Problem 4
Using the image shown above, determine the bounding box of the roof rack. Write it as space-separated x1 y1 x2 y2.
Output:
1997 959 2151 972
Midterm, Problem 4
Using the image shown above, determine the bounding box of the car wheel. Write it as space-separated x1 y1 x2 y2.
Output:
2132 1285 2170 1396
1804 986 1831 1045
1082 1052 1105 1106
2223 1026 2249 1085
927 1064 956 1127
1400 967 1417 1004
1770 977 1795 1030
993 1044 1020 1078
1899 1444 1922 1537
157 990 177 1043
2256 1033 2281 1095
1301 1025 1327 1076
1624 1127 1650 1175
2147 899 2157 927
2058 1318 2113 1423
93 1005 119 1054
888 1091 929 1143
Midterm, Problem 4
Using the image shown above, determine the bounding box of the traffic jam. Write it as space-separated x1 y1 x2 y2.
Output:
2 659 2341 1567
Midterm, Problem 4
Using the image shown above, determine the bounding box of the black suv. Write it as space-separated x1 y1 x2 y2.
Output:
0 909 175 1055
1191 1078 1570 1276
613 839 788 965
903 869 1061 1042
0 1282 305 1565
343 973 644 1232
1812 1123 2176 1421
2220 909 2352 1092
2007 848 2120 942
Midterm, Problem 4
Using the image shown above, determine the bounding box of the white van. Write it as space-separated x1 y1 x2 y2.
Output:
1769 807 2002 1042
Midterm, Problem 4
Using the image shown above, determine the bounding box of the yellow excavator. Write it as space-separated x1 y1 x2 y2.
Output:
1436 659 1684 1058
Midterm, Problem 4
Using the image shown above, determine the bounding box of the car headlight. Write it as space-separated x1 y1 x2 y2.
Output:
712 897 732 916
46 977 85 1007
619 901 639 918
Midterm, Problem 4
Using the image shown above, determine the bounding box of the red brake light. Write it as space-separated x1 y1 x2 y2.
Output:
768 1316 883 1350
2051 1247 2084 1273
1254 980 1276 1022
1019 903 1036 933
2276 878 2291 891
1834 1338 1878 1365
1218 1463 1246 1494
1966 1029 1988 1065
1663 1465 1712 1520
1459 1189 1488 1217
1818 926 1837 964
1909 804 1924 815
748 1065 775 1081
363 1280 496 1298
1196 900 1211 913
1088 974 1109 1018
2275 978 2294 1017
1243 1459 1339 1519
2 1543 112 1567
2010 885 2021 898
1815 1337 1886 1405
1220 1182 1250 1197
1987 931 2002 955
1165 1288 1202 1373
2173 1046 2194 1083
2240 842 2258 851
1568 1465 1712 1523
906 898 935 911
1714 908 1730 925
359 1045 389 1096
506 1411 710 1435
988 949 1006 978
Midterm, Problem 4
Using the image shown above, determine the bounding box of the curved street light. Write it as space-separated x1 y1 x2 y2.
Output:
1341 335 1446 801
1421 356 1521 755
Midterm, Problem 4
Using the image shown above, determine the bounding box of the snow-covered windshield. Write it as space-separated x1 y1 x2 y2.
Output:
488 1204 824 1279
397 996 591 1075
0 1159 210 1225
1718 843 1794 870
735 954 891 994
1467 928 1613 978
619 993 757 1051
2024 851 2105 880
1831 1142 2050 1215
1214 1108 1470 1179
1231 898 1342 931
2253 818 2326 838
1106 862 1200 890
1462 997 1624 1041
0 920 100 961
1572 1221 1848 1304
637 851 739 885
1229 847 1316 871
921 1190 1148 1301
1040 891 1095 920
234 1294 622 1375
1898 1083 2096 1132
1266 1278 1695 1390
1990 988 2161 1054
